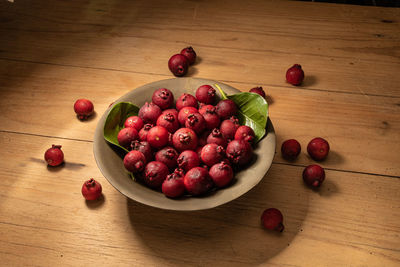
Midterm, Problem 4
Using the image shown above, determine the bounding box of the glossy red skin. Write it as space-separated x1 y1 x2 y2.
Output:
144 161 169 188
155 147 179 170
249 87 266 98
156 112 180 133
178 106 198 126
307 137 330 161
123 150 146 173
200 143 225 167
172 128 198 152
303 164 325 187
234 125 255 144
74 99 94 120
146 126 169 149
44 145 64 166
180 46 196 65
177 150 200 172
124 116 144 131
209 162 234 188
286 64 305 86
81 178 102 201
281 139 301 161
183 167 214 196
117 127 138 149
152 88 174 110
226 139 253 166
131 140 153 163
176 93 198 111
207 128 228 148
220 117 239 140
195 85 216 104
203 112 220 130
216 99 237 119
138 124 153 141
139 102 162 124
162 108 179 118
199 104 215 115
162 172 185 198
168 54 189 77
261 208 284 232
185 113 206 135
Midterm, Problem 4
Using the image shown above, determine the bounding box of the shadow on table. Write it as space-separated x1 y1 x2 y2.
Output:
126 168 309 266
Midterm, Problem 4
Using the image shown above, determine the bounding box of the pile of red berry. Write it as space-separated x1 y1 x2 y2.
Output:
117 86 257 198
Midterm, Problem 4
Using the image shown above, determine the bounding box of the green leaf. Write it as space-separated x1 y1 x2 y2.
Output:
215 84 269 143
103 102 140 153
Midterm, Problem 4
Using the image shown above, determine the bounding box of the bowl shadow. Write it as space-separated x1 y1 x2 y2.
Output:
126 169 309 266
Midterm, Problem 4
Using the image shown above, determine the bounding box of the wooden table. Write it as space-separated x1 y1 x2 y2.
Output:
1 0 399 266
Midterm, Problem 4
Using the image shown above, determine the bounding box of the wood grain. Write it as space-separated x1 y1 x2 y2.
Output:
0 0 399 266
0 60 399 176
0 132 399 266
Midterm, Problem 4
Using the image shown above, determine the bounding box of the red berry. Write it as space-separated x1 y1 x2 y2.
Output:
200 143 225 167
139 102 162 124
307 137 330 161
176 93 198 111
162 171 186 198
131 140 153 163
303 164 325 188
152 88 174 110
281 139 301 160
202 110 220 130
144 161 169 188
155 147 179 170
234 125 255 144
124 116 143 131
261 208 284 232
44 144 64 167
286 64 304 86
74 99 94 120
216 99 237 119
207 128 227 148
162 108 179 119
220 116 239 140
123 150 146 173
178 106 198 125
195 85 216 104
156 112 180 133
249 87 266 98
209 161 234 188
226 139 253 166
81 178 102 201
146 126 169 149
199 104 215 115
183 167 214 196
177 150 200 172
117 127 138 149
180 46 196 65
185 113 206 135
172 128 198 152
138 124 153 141
168 54 189 77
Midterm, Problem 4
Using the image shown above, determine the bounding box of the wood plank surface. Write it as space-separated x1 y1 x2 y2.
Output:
0 0 399 266
0 132 399 266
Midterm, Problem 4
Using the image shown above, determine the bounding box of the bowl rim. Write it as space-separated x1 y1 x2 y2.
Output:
93 77 276 211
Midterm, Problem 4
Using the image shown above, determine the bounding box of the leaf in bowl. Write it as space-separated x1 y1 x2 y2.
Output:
103 102 140 153
215 84 269 143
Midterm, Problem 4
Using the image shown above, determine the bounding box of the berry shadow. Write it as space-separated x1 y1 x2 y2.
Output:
192 56 202 66
301 75 318 87
186 66 198 77
125 165 309 266
265 94 274 105
85 194 106 209
316 179 339 197
76 111 97 122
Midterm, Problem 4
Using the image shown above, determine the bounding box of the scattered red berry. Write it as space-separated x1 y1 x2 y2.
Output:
281 139 301 160
261 208 284 232
81 178 102 201
307 137 330 161
168 54 189 77
286 64 304 86
44 145 64 167
249 86 266 98
74 99 94 120
180 47 197 65
303 164 325 188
